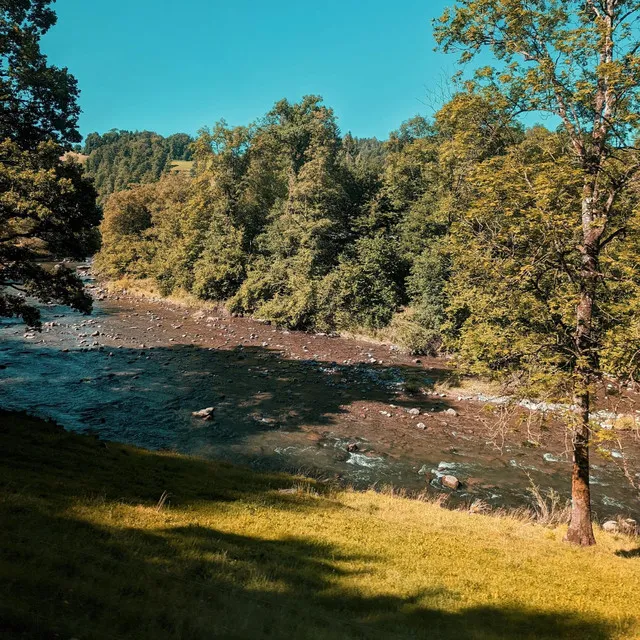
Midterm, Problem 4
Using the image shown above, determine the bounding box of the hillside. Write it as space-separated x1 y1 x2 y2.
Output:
81 130 194 201
1 412 639 640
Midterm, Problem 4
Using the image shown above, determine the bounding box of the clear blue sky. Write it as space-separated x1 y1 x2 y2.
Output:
42 0 459 141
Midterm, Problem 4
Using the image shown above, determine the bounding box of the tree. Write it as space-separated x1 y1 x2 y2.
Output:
435 0 640 545
1 0 100 328
230 97 349 328
82 130 194 202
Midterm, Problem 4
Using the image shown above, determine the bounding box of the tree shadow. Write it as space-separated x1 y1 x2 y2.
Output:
615 548 640 558
0 416 624 640
0 504 617 640
0 333 455 466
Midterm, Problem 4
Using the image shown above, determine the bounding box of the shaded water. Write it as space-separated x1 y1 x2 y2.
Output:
1 269 639 520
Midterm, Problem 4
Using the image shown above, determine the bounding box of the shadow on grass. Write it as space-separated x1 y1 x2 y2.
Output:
0 414 621 640
615 548 640 558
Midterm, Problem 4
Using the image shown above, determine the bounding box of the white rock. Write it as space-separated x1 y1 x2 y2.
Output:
192 407 215 419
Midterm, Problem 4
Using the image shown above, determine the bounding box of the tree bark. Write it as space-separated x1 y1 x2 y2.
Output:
565 388 596 546
565 179 600 547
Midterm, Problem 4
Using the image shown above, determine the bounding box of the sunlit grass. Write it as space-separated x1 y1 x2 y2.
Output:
169 160 194 175
1 412 639 639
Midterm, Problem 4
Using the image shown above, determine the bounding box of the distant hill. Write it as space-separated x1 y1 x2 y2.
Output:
81 130 194 202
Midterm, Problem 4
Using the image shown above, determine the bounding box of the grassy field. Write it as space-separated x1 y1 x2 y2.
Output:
1 412 639 640
169 159 194 175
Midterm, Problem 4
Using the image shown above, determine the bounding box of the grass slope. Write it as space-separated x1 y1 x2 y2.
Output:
169 160 194 175
1 412 639 640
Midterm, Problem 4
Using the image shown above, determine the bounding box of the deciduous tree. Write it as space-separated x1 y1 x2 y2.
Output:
436 0 640 545
1 0 100 328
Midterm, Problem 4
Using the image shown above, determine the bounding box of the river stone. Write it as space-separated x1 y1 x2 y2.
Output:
602 520 619 533
408 408 421 416
416 422 427 430
441 475 460 490
192 407 215 419
444 408 458 416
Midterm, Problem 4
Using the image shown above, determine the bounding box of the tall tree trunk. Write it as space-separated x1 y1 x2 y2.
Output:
565 387 596 546
565 181 600 547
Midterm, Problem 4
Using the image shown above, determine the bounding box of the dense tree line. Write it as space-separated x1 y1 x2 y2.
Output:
82 130 194 201
94 93 530 353
95 90 640 379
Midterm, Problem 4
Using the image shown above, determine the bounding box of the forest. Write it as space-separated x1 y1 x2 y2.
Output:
94 93 640 386
79 129 194 201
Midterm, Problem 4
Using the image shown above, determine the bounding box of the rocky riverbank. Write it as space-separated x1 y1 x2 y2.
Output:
1 267 639 520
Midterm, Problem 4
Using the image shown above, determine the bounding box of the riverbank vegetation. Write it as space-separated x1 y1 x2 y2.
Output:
93 0 640 545
1 412 639 640
94 93 509 356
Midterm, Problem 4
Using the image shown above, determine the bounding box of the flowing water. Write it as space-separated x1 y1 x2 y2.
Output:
1 266 639 520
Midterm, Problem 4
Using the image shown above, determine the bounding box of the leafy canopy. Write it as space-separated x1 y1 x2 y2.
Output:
0 0 100 327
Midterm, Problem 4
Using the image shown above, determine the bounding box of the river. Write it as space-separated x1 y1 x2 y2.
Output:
1 266 639 520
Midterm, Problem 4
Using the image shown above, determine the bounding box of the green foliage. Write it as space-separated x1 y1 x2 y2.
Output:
83 130 194 201
0 0 101 327
96 93 520 341
316 234 406 331
435 0 640 388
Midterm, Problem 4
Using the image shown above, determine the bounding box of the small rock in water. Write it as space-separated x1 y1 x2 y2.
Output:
192 407 215 419
346 443 359 452
441 475 460 490
418 464 430 475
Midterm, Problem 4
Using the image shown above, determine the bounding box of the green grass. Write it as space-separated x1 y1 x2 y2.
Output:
169 160 194 175
1 411 639 640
